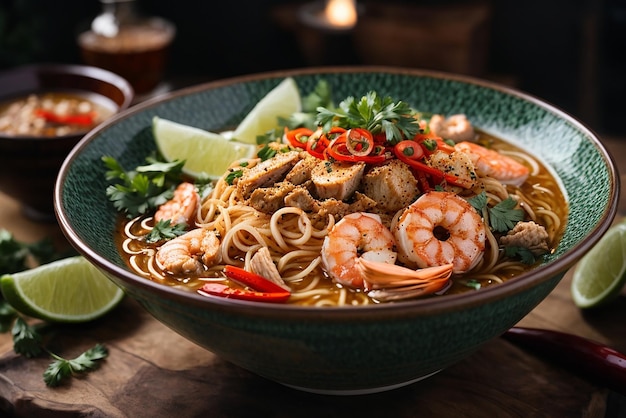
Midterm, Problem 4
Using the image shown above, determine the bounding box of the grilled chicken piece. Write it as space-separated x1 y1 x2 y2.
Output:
249 247 289 290
284 185 317 212
362 159 418 212
285 154 318 185
248 182 296 213
311 161 365 200
237 151 300 199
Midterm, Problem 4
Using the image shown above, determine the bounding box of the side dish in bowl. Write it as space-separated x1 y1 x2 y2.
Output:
55 68 618 394
0 63 133 220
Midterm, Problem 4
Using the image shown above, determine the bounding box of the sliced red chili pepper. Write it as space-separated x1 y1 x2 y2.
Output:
306 129 329 159
416 135 456 155
394 140 424 161
223 265 288 293
345 128 374 157
283 127 313 149
199 283 291 303
35 109 96 126
327 134 386 164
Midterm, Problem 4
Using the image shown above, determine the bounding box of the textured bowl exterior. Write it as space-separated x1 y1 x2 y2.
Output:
0 64 134 220
56 67 619 393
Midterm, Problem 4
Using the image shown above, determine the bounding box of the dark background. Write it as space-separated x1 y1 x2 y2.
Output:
0 0 624 136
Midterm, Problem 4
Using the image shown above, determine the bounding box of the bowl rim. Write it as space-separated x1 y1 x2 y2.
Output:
0 62 135 141
54 66 620 319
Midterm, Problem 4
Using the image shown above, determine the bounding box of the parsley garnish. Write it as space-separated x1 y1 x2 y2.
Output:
0 229 67 275
316 91 420 144
489 197 524 232
468 192 524 233
44 344 109 387
257 145 277 161
145 220 188 243
5 310 109 387
225 169 244 185
464 279 482 290
505 246 537 264
12 317 43 358
103 156 184 218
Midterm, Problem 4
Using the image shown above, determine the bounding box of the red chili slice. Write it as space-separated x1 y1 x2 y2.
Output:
223 265 287 293
199 283 291 303
284 127 313 149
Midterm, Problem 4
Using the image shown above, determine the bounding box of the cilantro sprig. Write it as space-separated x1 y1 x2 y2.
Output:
5 307 109 387
44 344 109 387
468 192 524 233
145 220 188 243
0 229 69 275
103 155 184 218
316 91 420 144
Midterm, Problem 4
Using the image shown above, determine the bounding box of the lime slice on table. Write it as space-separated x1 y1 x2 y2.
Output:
230 77 302 145
571 220 626 308
153 116 257 179
0 256 124 323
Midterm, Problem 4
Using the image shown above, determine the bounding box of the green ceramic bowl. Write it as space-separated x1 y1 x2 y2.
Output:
55 67 619 394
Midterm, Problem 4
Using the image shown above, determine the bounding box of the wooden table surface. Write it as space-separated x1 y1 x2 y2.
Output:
0 138 625 418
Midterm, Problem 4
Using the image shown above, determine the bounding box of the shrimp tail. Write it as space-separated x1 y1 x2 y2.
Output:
358 258 453 301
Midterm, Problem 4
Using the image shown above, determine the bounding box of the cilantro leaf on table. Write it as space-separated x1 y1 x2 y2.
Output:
11 317 43 358
316 91 420 144
0 229 68 275
43 343 109 387
103 155 184 218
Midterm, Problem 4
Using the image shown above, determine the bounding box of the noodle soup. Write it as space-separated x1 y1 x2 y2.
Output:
115 127 568 307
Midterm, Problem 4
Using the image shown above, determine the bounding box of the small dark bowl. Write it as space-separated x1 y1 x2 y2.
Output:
0 63 134 221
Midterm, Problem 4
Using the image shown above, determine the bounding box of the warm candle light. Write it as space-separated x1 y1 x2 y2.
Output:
324 0 357 29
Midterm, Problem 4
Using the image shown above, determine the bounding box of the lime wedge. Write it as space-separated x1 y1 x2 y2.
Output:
571 220 626 308
231 77 302 144
153 116 257 179
0 256 124 323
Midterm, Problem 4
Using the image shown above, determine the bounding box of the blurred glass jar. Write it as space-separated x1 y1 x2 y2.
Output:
77 0 175 95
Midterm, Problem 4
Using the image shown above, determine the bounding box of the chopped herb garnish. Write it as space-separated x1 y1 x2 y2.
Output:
5 313 109 387
505 246 537 264
0 229 70 275
469 192 524 233
103 156 184 218
257 145 277 161
316 91 420 144
145 220 188 243
43 344 109 387
489 197 524 233
464 279 482 290
225 169 244 185
12 317 43 358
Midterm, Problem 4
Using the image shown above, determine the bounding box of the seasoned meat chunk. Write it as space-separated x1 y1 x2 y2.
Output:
248 182 296 214
237 151 300 199
500 221 550 256
362 159 418 212
311 160 365 200
285 154 318 185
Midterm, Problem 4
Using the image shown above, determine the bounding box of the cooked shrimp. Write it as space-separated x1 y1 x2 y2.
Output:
359 259 453 301
393 191 486 274
321 212 397 288
429 114 475 142
154 182 199 225
156 228 221 274
455 141 529 187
